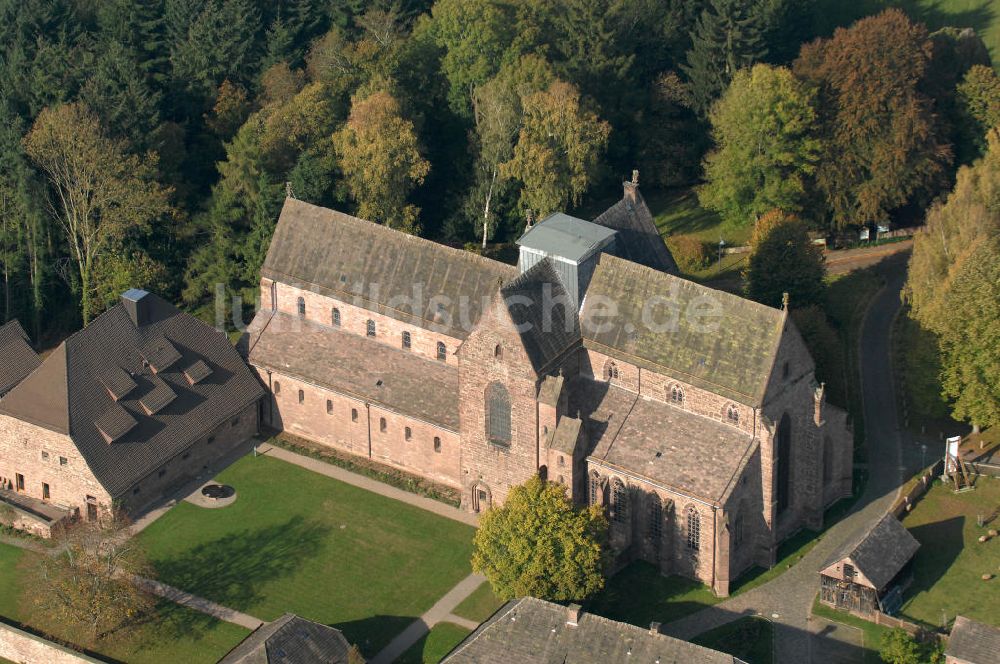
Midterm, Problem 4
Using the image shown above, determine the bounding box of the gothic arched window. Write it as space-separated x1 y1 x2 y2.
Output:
776 413 792 513
331 307 341 326
727 404 740 424
686 505 700 550
296 297 306 317
589 472 601 506
486 382 511 445
604 360 619 381
649 497 663 541
437 341 447 361
366 319 376 337
670 385 685 405
612 479 628 524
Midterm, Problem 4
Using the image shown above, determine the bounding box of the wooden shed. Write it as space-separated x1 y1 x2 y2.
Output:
819 514 920 616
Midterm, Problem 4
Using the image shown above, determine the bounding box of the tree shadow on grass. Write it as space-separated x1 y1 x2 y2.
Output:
333 615 420 659
151 515 331 636
585 561 718 628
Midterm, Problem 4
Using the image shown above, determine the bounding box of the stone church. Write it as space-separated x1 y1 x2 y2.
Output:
243 176 853 596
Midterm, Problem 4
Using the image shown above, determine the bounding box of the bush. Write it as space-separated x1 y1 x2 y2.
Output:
667 234 712 272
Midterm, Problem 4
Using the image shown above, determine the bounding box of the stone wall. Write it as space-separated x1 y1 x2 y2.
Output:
0 621 105 664
260 368 462 488
270 281 462 367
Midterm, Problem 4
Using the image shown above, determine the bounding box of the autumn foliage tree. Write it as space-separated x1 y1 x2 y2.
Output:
501 81 610 220
333 89 429 232
700 63 822 227
794 9 951 228
744 210 824 309
472 475 607 602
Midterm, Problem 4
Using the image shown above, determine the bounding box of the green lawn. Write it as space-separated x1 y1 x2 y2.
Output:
452 582 505 623
812 597 891 664
396 622 471 664
0 542 249 664
137 454 476 657
900 0 1000 66
900 477 1000 629
692 616 774 664
586 561 722 627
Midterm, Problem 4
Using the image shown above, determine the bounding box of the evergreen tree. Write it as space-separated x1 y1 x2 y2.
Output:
683 0 768 116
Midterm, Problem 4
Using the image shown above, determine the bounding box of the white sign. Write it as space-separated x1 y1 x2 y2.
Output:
945 436 961 473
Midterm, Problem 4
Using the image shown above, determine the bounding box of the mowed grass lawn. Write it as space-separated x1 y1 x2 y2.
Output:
138 454 475 657
900 477 1000 628
396 622 471 664
0 542 249 664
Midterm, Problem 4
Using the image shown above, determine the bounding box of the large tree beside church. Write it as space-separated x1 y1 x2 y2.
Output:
472 476 607 602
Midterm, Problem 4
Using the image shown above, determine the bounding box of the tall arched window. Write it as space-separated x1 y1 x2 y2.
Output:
331 307 341 326
649 497 663 541
823 435 833 485
485 382 511 445
670 385 685 405
437 341 447 361
733 507 745 548
686 505 700 550
296 297 306 317
612 479 628 524
589 472 601 506
776 413 792 513
366 319 376 337
604 360 619 381
401 331 411 349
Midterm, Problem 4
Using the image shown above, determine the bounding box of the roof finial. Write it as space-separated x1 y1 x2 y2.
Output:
631 169 639 185
525 208 534 229
782 292 789 310
285 181 295 199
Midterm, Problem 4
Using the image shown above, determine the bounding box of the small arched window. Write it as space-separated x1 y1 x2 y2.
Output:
589 472 601 506
379 417 387 433
486 382 511 445
274 381 281 394
332 307 341 326
604 360 619 381
367 320 376 336
437 341 447 361
727 405 740 424
433 436 441 452
670 385 685 405
649 498 663 541
612 479 628 524
351 408 358 422
297 389 305 404
557 455 564 467
405 426 412 441
326 399 333 414
686 505 701 550
402 331 411 349
297 296 306 317
494 344 502 359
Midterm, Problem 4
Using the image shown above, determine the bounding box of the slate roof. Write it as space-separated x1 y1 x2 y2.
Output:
217 613 355 664
262 198 518 340
518 213 617 263
548 416 582 455
822 514 920 591
442 597 742 663
246 310 460 430
592 186 678 274
581 254 786 406
501 258 581 372
569 378 755 505
946 615 1000 664
0 292 265 498
0 320 40 396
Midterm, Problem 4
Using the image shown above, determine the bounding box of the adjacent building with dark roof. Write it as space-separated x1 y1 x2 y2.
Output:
0 290 265 527
217 613 358 664
0 320 40 397
244 177 853 595
819 513 920 615
946 615 1000 664
441 597 742 663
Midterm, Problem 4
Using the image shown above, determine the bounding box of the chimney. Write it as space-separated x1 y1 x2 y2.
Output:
121 289 151 327
649 621 661 635
623 169 640 205
566 603 582 627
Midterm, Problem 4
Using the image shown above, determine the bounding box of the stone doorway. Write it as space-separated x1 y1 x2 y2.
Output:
471 483 492 513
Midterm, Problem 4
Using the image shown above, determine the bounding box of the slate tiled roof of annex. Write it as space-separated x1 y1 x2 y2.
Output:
570 378 755 505
217 613 354 664
822 514 920 590
581 253 785 406
245 310 460 430
946 615 1000 664
442 597 742 664
501 258 581 372
592 186 679 274
262 198 518 340
0 320 40 396
0 291 265 497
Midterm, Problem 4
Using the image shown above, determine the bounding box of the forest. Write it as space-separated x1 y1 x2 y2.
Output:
0 0 998 349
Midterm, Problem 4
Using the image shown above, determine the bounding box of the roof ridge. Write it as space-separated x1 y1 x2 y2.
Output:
500 256 559 293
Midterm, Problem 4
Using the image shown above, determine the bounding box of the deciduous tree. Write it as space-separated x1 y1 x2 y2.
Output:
24 103 172 324
472 476 607 601
332 89 429 232
957 65 1000 155
744 210 824 309
501 81 610 219
700 64 821 227
794 9 951 228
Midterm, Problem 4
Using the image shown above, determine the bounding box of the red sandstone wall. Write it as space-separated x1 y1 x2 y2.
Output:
0 622 104 664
